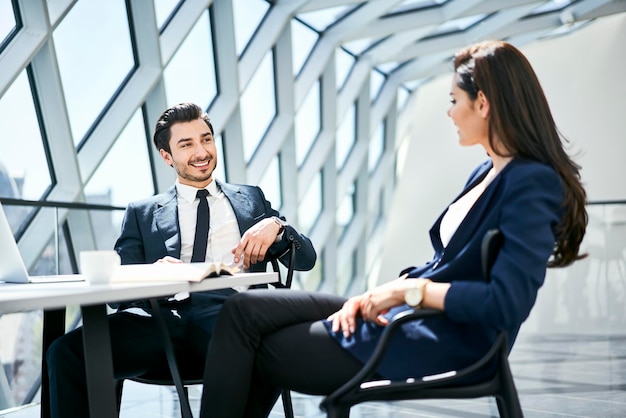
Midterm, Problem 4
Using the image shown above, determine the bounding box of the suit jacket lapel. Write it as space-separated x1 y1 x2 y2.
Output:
218 181 257 234
431 161 499 264
153 186 181 258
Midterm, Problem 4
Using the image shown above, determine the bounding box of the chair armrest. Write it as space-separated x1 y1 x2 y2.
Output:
270 240 297 289
322 308 444 407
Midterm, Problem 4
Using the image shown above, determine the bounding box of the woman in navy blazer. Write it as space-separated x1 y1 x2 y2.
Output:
199 40 588 418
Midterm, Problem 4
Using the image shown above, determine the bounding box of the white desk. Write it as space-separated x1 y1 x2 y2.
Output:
0 272 278 418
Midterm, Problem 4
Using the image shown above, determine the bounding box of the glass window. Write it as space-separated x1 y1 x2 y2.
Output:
336 103 356 170
337 249 356 295
154 0 183 31
84 109 154 228
336 182 355 238
0 0 17 50
214 133 226 182
240 50 276 163
163 10 217 110
53 0 135 145
298 253 323 291
368 119 385 172
370 69 385 102
291 19 318 77
297 5 354 32
258 155 281 210
232 0 269 56
298 171 322 234
397 86 410 111
0 71 52 209
335 47 355 91
294 79 321 167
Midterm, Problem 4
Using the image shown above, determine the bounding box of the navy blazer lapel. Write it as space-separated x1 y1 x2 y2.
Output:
218 181 257 234
431 161 498 263
153 186 181 257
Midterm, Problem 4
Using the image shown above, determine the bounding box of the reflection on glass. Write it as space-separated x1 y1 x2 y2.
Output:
298 171 322 234
368 120 385 172
370 69 385 102
0 0 17 49
258 155 281 210
53 0 135 144
153 0 182 30
163 10 217 110
232 0 269 56
84 109 154 228
0 71 52 207
336 103 356 170
291 19 318 76
240 50 276 162
336 183 355 239
335 47 355 90
294 79 320 166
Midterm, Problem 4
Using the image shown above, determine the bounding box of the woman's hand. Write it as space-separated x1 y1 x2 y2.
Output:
327 274 409 337
328 295 365 338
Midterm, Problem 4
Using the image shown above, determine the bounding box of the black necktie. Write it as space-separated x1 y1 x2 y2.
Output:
191 189 210 262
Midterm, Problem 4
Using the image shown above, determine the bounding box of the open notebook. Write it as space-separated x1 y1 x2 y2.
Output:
0 203 84 283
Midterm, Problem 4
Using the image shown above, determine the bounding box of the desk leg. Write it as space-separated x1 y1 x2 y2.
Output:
40 309 66 418
81 304 117 418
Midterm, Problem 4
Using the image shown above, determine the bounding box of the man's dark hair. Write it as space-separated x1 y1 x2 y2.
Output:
153 102 214 154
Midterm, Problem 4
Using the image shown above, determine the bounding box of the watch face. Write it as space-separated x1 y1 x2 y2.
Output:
405 287 422 307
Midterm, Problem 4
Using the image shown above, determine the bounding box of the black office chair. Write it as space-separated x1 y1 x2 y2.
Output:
129 241 297 418
320 229 524 418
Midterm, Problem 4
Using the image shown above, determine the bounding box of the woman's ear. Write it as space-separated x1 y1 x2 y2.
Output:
476 91 490 119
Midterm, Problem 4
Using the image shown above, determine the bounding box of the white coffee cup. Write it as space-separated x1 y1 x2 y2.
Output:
80 250 121 284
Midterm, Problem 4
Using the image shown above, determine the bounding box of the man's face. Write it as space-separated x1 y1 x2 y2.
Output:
159 118 218 188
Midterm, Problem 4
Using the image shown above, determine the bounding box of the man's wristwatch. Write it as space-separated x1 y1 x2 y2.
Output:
272 216 288 235
404 278 432 308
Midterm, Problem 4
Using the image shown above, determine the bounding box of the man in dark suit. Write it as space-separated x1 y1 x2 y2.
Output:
46 102 317 417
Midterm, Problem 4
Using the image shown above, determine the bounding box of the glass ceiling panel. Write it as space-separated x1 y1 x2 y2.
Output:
370 69 385 102
53 0 135 146
335 47 355 91
424 13 488 39
240 50 276 162
0 0 17 51
291 19 318 76
297 5 355 32
232 0 269 56
154 0 182 31
384 0 448 16
526 0 575 17
342 36 384 56
0 70 53 227
163 10 217 110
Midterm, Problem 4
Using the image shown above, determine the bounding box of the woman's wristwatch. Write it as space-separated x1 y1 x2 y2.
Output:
404 278 432 308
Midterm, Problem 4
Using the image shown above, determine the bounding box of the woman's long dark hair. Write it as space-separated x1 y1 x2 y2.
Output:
453 40 587 267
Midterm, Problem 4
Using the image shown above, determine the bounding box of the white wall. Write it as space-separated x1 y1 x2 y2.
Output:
378 13 626 284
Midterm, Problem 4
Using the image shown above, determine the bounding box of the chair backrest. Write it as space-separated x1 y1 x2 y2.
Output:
481 228 503 280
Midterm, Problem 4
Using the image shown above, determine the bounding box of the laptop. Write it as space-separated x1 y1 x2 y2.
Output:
0 203 84 283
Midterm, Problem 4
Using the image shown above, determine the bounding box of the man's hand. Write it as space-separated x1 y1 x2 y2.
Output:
232 218 281 268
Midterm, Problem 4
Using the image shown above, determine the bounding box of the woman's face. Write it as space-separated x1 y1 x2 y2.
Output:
447 73 489 149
